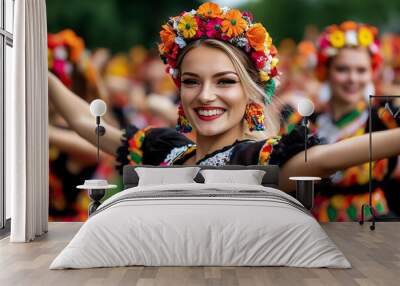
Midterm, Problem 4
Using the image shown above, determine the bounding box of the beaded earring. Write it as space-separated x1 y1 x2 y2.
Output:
176 102 193 133
245 102 265 131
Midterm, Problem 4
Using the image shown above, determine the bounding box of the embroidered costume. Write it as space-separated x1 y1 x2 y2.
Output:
115 124 320 173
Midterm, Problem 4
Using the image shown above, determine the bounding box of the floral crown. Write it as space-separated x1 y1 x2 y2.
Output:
48 29 86 87
158 2 279 104
315 21 383 81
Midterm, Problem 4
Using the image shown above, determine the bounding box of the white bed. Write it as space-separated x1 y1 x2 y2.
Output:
50 181 351 269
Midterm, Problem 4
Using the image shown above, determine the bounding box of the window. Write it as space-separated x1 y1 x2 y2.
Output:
1 0 14 233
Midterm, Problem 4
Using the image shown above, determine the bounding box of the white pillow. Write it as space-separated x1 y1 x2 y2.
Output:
135 167 201 186
200 169 266 185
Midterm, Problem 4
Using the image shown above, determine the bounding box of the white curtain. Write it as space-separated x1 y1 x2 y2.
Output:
7 0 48 242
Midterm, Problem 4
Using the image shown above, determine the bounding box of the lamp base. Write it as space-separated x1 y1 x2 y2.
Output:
359 203 376 231
88 189 106 216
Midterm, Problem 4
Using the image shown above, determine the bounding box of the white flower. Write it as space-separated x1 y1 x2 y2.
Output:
175 36 187 49
221 6 230 14
230 36 248 47
189 9 197 16
345 30 358 46
172 18 180 32
54 46 68 60
325 47 338 57
169 67 178 78
369 42 379 54
262 59 271 73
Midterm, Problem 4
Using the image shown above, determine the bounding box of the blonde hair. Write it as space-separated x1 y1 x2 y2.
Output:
176 39 283 140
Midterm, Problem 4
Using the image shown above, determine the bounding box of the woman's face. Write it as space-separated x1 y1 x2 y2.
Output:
328 47 372 104
179 45 247 137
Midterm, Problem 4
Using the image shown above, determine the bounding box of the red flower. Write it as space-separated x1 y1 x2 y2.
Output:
270 67 278 77
194 16 206 38
169 44 180 60
251 51 267 69
205 18 223 38
242 11 254 22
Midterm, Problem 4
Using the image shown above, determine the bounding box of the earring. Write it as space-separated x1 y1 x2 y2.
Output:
245 102 265 131
176 102 192 133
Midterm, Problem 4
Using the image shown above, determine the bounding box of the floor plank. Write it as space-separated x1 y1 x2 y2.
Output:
0 222 399 286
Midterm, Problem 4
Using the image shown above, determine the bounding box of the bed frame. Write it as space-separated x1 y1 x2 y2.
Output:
122 165 280 189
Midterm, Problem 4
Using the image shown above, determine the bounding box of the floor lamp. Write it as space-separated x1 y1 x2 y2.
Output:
359 95 400 230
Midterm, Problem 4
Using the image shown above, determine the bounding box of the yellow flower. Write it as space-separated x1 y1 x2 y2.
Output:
271 57 279 68
329 30 345 48
265 31 272 50
358 27 374 46
259 70 270 81
221 9 248 37
197 2 222 18
178 14 198 39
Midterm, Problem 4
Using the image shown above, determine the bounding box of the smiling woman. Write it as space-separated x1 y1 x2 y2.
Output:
48 3 400 194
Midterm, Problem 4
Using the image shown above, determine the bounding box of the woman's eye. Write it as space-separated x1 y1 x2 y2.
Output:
218 79 237 85
335 66 348 73
357 67 367 74
181 79 198 85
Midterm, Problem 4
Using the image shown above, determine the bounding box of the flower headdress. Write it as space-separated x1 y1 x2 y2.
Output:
48 29 85 87
158 2 279 104
382 34 400 70
315 21 382 81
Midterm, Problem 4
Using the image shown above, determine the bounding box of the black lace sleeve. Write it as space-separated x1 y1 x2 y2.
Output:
267 124 322 167
115 125 194 174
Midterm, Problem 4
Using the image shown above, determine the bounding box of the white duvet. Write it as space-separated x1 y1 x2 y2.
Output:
50 183 351 269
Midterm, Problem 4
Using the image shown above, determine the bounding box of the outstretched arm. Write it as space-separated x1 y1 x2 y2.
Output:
279 128 400 192
48 72 122 156
49 125 108 164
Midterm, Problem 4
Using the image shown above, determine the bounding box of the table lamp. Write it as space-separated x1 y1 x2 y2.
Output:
89 99 107 163
297 99 315 162
76 99 116 216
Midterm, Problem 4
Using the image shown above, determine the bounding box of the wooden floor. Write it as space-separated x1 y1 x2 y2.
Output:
0 222 399 286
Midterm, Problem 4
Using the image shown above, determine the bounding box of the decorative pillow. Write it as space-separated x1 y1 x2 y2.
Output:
200 169 266 185
135 167 201 186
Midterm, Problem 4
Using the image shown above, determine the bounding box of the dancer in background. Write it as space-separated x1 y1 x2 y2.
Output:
48 30 119 221
281 21 400 221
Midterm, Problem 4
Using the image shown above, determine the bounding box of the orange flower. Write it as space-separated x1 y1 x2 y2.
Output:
340 21 358 31
159 24 176 54
197 2 222 18
325 24 338 33
246 23 267 51
221 9 248 37
60 30 84 62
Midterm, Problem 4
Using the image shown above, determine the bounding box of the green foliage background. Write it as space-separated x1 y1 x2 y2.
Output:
47 0 400 52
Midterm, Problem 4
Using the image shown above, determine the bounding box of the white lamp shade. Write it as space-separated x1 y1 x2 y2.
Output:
90 99 107 117
297 99 315 117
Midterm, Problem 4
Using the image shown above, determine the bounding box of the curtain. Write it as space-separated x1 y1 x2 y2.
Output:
7 0 48 242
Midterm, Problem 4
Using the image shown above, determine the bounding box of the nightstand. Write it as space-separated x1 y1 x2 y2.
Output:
289 176 321 210
77 180 117 216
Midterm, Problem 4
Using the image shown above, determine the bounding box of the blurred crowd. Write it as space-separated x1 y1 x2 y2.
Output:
48 24 400 222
